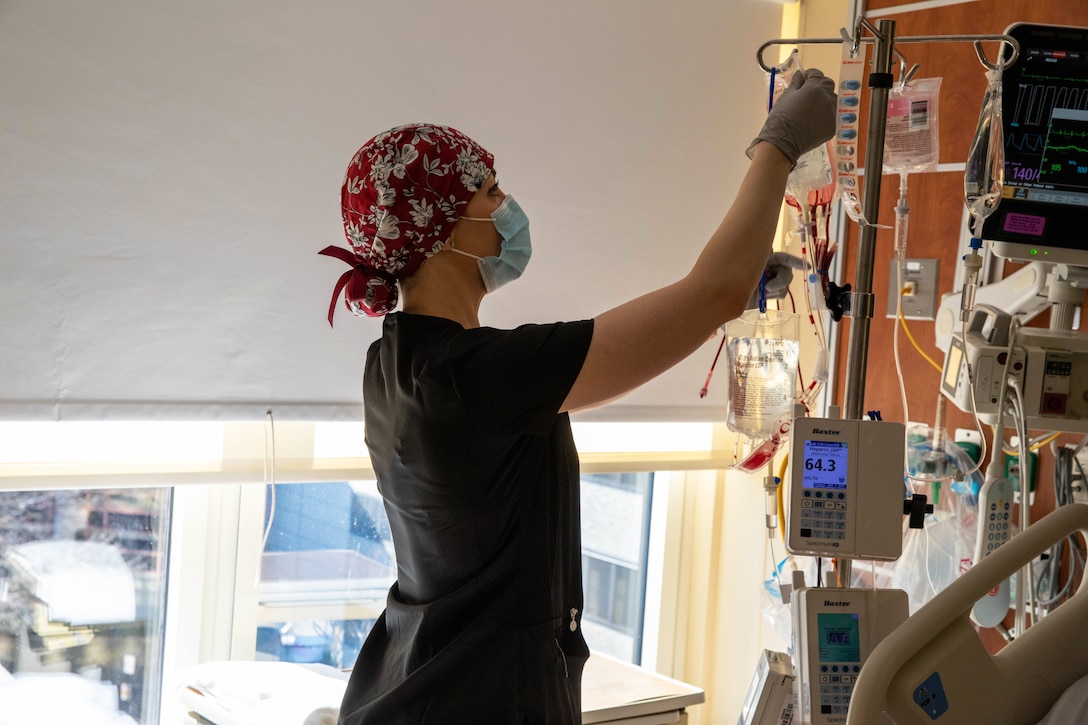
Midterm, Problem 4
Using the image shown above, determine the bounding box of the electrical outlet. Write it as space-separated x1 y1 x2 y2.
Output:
887 258 940 320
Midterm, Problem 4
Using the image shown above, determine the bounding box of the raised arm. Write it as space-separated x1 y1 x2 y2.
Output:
562 70 836 413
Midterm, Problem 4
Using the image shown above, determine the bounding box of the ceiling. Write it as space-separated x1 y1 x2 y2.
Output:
0 0 807 422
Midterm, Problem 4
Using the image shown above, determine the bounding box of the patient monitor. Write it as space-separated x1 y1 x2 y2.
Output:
939 24 1088 423
787 411 906 561
982 23 1088 265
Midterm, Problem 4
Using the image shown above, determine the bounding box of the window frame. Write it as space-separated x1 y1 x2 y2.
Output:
0 420 739 721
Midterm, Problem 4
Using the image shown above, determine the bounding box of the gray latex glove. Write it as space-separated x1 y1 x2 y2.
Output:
746 252 805 309
746 68 838 166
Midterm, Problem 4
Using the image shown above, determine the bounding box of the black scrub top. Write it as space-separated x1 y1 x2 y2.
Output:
339 312 595 725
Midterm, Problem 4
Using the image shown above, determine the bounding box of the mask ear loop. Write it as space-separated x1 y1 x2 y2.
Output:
445 212 493 259
446 245 483 262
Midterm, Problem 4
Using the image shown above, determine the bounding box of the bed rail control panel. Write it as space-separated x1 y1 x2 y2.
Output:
792 587 909 725
787 413 906 560
969 475 1016 627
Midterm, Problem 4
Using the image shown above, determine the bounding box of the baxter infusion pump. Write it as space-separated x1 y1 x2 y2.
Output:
792 587 909 725
787 412 906 560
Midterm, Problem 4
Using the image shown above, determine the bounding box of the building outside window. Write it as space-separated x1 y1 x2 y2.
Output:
253 473 655 669
0 488 171 724
255 481 394 669
580 472 654 664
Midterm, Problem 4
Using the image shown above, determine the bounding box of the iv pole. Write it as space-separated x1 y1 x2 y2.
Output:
843 17 896 422
757 21 1019 421
756 22 1019 587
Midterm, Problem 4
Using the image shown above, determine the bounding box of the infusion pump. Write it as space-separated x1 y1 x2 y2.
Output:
787 412 905 561
792 587 908 725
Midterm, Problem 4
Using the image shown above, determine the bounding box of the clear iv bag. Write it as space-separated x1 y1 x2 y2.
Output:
964 69 1004 234
787 142 835 204
725 309 800 438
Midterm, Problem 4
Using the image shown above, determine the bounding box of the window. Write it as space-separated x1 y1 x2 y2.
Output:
0 487 171 724
0 420 712 717
255 481 395 669
251 473 655 669
580 472 654 664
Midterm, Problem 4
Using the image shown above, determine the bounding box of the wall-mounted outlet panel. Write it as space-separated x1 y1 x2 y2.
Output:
887 258 940 320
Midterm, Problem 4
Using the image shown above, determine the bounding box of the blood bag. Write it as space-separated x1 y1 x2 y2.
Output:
725 309 800 438
733 412 792 474
883 77 942 174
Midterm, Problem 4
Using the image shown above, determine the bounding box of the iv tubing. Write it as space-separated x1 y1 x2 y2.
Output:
892 178 916 477
1008 375 1036 634
892 173 966 485
758 22 1018 427
955 315 988 483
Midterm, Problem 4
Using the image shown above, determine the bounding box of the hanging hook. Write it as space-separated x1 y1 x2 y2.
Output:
975 38 1017 71
900 62 921 87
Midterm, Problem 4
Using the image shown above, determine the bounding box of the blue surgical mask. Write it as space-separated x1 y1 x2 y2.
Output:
450 195 532 293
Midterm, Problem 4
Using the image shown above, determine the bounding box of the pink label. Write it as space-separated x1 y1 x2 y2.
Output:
1004 212 1046 236
887 97 911 116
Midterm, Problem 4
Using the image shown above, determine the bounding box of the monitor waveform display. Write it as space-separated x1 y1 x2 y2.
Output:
1007 132 1047 153
1010 81 1088 130
1039 109 1088 188
983 25 1088 266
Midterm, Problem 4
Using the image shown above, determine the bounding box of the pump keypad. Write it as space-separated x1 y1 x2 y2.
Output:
819 663 861 715
799 490 848 540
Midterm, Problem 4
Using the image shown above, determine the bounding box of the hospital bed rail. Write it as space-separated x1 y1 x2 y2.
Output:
847 503 1088 724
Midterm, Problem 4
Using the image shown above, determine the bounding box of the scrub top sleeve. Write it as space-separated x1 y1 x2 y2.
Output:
450 319 593 436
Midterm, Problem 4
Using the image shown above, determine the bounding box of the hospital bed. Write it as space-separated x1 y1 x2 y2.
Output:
847 503 1088 724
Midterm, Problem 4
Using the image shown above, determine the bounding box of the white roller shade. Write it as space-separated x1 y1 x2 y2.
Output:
0 0 785 422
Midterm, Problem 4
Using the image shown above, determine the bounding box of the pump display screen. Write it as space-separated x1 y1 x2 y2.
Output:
943 340 965 394
801 439 849 490
983 23 1088 263
817 612 861 663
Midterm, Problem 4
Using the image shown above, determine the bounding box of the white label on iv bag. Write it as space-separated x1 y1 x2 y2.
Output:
726 336 799 438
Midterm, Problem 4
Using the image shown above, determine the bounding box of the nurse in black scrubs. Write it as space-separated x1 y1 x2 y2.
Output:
321 70 836 724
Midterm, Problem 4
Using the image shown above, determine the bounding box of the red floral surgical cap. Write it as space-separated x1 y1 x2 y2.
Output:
318 123 495 323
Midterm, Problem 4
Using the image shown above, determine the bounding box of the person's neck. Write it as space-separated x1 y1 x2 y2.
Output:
400 253 484 328
402 296 481 328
